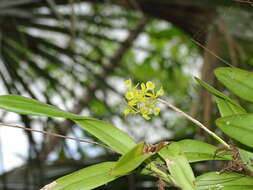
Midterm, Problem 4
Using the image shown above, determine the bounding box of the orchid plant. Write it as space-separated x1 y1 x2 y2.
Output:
1 67 253 190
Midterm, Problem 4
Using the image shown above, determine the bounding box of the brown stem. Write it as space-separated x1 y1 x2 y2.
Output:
157 98 230 148
0 122 112 150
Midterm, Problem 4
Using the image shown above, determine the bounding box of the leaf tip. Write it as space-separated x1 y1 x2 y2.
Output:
214 67 229 77
193 76 200 81
40 181 57 190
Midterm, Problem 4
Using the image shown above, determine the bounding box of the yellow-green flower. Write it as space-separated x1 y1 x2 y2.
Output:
124 79 132 88
141 83 146 91
142 114 151 120
125 91 134 100
146 81 155 90
123 79 164 120
156 88 164 97
154 107 161 115
124 108 130 116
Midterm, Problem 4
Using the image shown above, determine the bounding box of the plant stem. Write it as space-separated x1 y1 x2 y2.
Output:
157 98 230 149
0 122 113 151
147 162 175 184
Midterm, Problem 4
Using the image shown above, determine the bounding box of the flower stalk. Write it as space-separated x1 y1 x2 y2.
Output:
123 79 230 149
157 98 230 149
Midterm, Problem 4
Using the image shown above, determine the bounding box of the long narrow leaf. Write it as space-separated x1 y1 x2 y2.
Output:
74 119 136 155
159 142 196 190
177 139 232 162
215 67 253 103
216 114 253 148
0 95 82 119
196 172 253 190
111 142 153 176
239 149 253 173
215 96 245 117
43 162 118 190
195 77 246 116
0 95 136 154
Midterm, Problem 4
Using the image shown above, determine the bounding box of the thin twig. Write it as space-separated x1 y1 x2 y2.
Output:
190 38 234 68
0 122 113 151
157 98 230 148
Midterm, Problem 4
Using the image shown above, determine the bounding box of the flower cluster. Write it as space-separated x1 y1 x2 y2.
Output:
124 79 164 120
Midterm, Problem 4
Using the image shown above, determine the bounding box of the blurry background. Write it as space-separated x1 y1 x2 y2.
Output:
0 0 253 189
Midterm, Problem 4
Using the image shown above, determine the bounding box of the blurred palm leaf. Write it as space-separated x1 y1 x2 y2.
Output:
0 0 137 105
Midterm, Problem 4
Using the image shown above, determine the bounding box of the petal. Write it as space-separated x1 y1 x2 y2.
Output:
125 91 134 100
154 107 160 115
156 88 164 96
146 81 155 90
141 83 146 91
124 79 132 88
142 114 151 120
124 109 130 116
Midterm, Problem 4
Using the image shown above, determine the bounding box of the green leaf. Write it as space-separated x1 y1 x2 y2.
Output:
0 95 137 155
0 95 83 119
74 119 136 155
215 67 253 103
216 114 253 148
177 139 232 163
46 162 118 190
239 148 253 173
159 142 196 190
196 172 253 190
138 160 173 184
195 77 246 116
111 142 152 176
215 96 246 117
